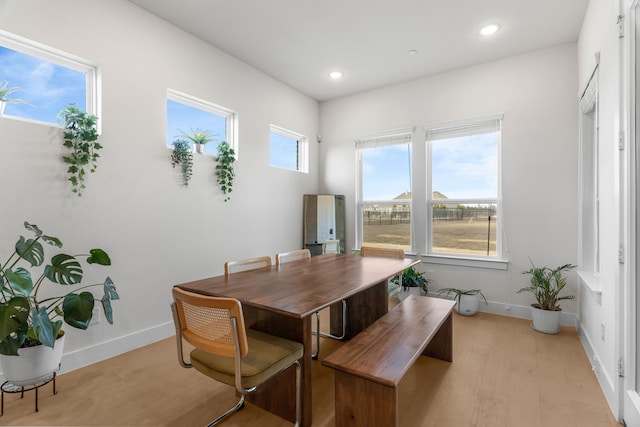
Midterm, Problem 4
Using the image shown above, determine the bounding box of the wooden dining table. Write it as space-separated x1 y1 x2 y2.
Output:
174 253 418 427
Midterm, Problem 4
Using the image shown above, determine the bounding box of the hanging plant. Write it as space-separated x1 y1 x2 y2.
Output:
171 139 194 186
215 141 236 201
59 105 101 196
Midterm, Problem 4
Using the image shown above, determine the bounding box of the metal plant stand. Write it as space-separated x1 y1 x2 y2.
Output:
0 372 57 415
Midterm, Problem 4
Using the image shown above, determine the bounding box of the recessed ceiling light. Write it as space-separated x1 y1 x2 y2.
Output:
479 24 500 36
329 71 343 79
408 49 418 56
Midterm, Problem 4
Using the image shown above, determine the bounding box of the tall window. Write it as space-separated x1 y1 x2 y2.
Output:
167 89 237 156
425 115 502 258
0 30 97 125
269 125 308 172
356 129 412 251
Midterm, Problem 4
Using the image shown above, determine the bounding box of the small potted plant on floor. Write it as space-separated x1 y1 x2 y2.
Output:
0 221 119 386
518 261 576 334
391 267 429 301
437 288 487 316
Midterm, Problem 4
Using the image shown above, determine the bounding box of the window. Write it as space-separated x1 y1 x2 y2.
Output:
0 30 97 125
356 129 412 252
425 115 502 259
577 64 600 291
167 89 237 156
269 125 308 172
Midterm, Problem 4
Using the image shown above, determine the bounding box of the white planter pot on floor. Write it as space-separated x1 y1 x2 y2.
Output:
456 294 481 316
0 333 65 386
530 304 561 334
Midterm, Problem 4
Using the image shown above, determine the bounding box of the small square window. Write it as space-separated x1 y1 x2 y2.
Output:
167 89 237 156
269 125 307 172
0 31 97 125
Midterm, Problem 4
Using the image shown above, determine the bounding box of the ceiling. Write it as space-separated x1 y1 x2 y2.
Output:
128 0 589 102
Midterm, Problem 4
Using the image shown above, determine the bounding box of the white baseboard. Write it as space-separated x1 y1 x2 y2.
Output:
0 321 175 383
576 321 619 418
426 293 578 327
0 299 579 383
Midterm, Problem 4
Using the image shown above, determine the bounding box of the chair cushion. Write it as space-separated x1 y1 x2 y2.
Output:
190 328 304 390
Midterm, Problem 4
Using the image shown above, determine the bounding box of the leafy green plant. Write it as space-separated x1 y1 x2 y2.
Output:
59 105 101 196
0 221 119 356
215 141 236 201
437 288 488 305
391 267 429 293
0 81 27 105
518 262 576 311
171 139 194 186
179 128 215 146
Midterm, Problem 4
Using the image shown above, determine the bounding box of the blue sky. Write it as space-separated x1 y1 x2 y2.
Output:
362 132 498 201
270 132 299 170
0 46 86 123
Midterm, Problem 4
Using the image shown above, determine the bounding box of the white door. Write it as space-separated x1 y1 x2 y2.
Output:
623 2 640 425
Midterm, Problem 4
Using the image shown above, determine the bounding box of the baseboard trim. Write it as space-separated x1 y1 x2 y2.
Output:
0 321 175 383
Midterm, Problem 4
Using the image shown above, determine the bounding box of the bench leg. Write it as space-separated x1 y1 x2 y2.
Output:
334 371 398 427
423 311 453 362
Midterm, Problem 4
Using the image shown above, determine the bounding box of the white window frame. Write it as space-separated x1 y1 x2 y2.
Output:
355 128 413 251
269 124 308 173
577 62 601 293
0 29 99 127
423 114 505 265
167 89 238 156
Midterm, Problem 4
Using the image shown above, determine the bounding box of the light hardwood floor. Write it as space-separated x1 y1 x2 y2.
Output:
0 310 620 426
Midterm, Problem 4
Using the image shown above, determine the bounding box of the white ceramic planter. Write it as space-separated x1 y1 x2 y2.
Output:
194 143 205 154
0 334 65 386
0 101 5 115
456 293 480 316
530 304 561 334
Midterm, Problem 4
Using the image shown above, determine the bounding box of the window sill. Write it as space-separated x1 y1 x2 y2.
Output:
420 254 508 270
577 270 602 295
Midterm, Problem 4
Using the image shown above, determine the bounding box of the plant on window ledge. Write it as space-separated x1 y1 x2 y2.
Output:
59 105 101 196
180 128 215 154
0 81 29 115
171 139 194 186
215 141 236 201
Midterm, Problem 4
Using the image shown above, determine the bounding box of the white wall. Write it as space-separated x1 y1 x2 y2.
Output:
0 0 319 372
319 44 580 317
577 0 624 416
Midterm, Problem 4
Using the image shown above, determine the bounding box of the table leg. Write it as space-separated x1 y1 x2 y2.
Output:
242 305 312 427
332 280 388 339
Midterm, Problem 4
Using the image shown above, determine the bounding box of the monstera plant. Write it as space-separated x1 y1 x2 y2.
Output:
0 221 119 356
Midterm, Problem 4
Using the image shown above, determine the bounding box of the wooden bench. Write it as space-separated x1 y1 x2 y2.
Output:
322 295 456 426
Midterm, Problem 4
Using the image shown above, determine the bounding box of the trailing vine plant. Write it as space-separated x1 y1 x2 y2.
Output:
171 139 194 186
215 141 236 201
59 105 101 196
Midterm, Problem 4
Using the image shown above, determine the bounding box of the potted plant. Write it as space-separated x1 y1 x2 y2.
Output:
215 141 236 201
518 261 576 334
391 267 429 301
437 288 487 316
0 81 28 115
59 105 102 197
0 221 119 386
180 128 215 154
170 138 194 186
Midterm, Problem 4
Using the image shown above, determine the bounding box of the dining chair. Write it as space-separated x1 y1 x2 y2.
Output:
275 249 311 264
359 246 406 298
321 239 340 254
276 248 344 359
171 287 303 427
224 256 272 276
